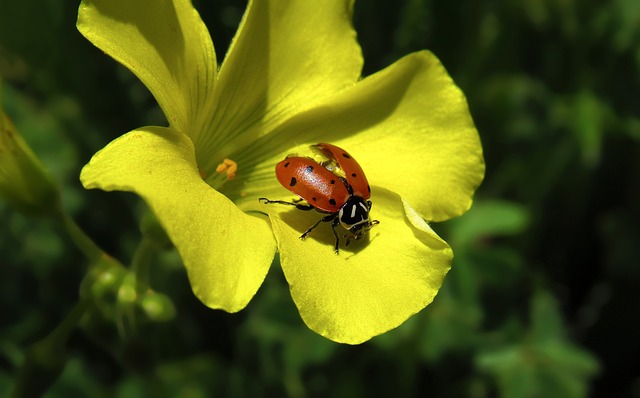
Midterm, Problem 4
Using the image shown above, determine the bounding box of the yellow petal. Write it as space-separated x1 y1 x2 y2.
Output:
269 187 452 344
194 0 363 175
77 0 216 134
80 127 276 312
245 50 484 222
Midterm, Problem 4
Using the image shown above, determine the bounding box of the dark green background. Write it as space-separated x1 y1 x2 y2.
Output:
1 0 638 396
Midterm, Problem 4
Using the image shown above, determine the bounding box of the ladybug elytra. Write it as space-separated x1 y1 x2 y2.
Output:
260 143 379 254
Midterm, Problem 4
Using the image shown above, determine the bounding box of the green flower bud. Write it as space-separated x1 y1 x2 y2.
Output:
0 90 61 217
138 290 176 322
80 255 127 300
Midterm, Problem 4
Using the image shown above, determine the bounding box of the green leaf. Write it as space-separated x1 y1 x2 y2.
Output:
476 290 599 398
448 200 530 246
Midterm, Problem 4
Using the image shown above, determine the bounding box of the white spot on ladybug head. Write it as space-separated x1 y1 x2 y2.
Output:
338 197 370 231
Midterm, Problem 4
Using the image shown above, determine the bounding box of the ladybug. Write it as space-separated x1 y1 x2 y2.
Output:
259 143 379 254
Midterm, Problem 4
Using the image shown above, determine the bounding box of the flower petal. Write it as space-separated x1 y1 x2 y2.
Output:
194 0 363 175
80 127 276 312
77 0 216 134
239 51 484 222
269 187 452 344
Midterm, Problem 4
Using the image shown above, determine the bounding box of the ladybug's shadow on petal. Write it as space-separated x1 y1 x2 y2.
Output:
276 205 377 255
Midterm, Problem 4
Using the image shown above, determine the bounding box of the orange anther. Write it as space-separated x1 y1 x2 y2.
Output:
215 158 238 180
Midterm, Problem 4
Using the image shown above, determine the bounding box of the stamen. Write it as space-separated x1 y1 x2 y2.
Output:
215 158 238 180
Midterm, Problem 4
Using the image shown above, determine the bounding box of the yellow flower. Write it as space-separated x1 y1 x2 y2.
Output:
77 0 484 344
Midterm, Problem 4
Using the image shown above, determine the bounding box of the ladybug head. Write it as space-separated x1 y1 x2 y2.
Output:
338 197 378 242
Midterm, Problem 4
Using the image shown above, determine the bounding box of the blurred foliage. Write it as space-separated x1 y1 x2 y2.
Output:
1 0 639 397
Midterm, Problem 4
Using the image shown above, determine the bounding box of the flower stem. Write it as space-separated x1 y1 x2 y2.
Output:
131 238 155 288
11 298 90 398
45 298 90 348
59 211 103 263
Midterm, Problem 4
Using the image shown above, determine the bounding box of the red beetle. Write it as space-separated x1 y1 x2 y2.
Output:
260 143 379 254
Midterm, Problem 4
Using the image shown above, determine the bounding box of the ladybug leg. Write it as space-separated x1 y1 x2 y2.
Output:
300 214 336 240
343 220 380 247
258 198 314 211
330 217 341 254
301 215 341 254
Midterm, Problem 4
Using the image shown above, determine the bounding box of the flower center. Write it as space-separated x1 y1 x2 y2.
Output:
215 158 238 181
205 158 240 192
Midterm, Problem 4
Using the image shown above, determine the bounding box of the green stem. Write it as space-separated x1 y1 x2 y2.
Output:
48 298 90 345
11 299 90 398
59 212 103 263
131 238 155 288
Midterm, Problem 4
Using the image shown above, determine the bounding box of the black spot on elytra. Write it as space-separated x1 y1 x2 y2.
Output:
289 177 297 187
284 162 290 168
351 173 357 177
305 165 314 173
330 179 336 184
329 198 337 206
342 153 351 159
312 197 317 201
